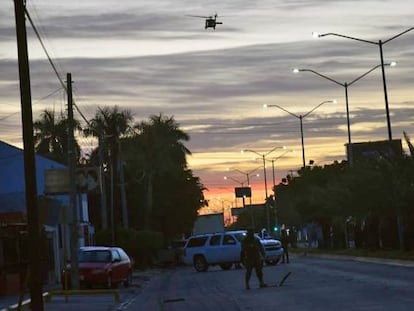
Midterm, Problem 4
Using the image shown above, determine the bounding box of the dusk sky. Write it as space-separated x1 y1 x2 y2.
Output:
1 0 414 214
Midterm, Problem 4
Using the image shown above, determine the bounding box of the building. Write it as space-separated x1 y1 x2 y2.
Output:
0 140 92 294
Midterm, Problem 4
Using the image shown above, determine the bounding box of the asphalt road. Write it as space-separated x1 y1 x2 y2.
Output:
2 255 413 310
126 255 414 311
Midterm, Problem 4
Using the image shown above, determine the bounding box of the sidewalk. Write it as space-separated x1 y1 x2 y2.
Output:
296 251 414 268
0 282 61 311
0 269 161 311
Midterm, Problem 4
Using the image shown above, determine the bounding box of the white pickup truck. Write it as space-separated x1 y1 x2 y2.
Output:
183 230 283 272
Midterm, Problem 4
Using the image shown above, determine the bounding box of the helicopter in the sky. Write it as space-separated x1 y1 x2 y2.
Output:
187 13 223 30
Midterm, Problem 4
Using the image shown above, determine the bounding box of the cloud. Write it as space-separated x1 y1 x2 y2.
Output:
1 0 414 196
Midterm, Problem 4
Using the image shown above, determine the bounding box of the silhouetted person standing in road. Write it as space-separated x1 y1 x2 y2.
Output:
281 224 289 263
241 228 267 289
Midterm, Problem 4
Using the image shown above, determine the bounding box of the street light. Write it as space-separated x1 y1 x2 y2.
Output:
230 166 262 186
223 175 247 186
312 27 414 140
241 146 286 232
264 100 336 168
267 149 294 189
293 62 396 165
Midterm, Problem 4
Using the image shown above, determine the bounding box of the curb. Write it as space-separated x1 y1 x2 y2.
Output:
300 252 414 267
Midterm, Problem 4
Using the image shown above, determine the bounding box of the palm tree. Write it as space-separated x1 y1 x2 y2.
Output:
85 106 133 157
33 109 81 164
84 106 133 233
133 114 191 229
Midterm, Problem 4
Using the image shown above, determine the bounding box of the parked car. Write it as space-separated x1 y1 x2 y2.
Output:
62 246 133 289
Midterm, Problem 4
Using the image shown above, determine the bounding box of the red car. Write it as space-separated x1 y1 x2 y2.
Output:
62 246 133 289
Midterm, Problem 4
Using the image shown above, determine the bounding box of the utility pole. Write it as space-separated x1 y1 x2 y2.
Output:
98 134 108 229
110 153 115 244
67 73 80 289
13 0 44 309
109 127 120 245
118 155 129 228
112 126 120 243
119 141 128 228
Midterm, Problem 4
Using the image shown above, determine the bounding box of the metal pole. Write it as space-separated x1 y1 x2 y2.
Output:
110 155 115 244
98 135 108 229
344 83 353 166
246 174 252 206
272 159 278 234
67 73 80 289
262 155 270 232
119 142 128 228
299 116 306 168
379 40 392 140
245 172 254 227
344 84 351 145
13 0 43 308
262 155 268 199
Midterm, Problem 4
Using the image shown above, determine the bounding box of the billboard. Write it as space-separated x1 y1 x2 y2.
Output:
234 187 251 198
44 167 100 194
348 139 403 164
44 168 70 195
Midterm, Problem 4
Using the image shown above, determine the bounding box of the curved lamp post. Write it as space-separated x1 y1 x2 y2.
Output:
223 175 246 186
241 146 286 232
264 100 336 168
293 62 396 165
312 27 414 140
230 166 262 187
267 149 294 189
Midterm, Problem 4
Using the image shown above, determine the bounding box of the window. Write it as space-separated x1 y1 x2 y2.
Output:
223 234 236 245
79 250 111 263
186 237 208 248
209 235 222 246
234 232 246 242
115 248 130 261
112 249 121 262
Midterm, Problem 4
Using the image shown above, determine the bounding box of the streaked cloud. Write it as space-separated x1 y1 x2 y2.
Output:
1 0 414 207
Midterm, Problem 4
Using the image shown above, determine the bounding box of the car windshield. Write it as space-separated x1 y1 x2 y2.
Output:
78 250 111 263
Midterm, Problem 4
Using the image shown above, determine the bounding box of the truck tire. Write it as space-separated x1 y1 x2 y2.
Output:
193 255 208 272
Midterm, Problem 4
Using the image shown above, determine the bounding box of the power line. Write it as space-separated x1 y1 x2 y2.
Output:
0 87 63 121
24 7 90 127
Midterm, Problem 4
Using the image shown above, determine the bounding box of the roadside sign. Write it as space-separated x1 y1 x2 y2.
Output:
44 167 100 194
235 187 251 198
44 168 70 195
